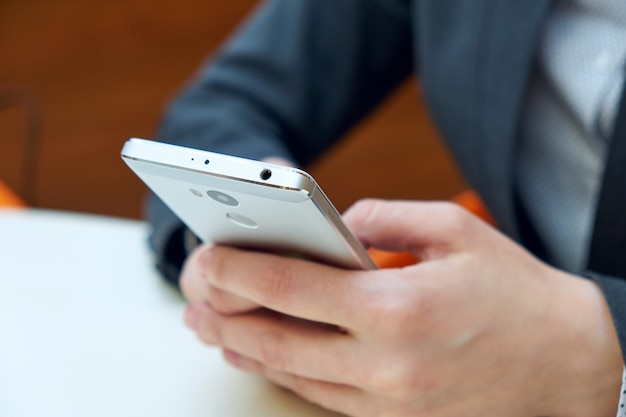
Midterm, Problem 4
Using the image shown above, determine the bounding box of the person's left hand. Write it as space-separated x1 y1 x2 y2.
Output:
181 199 623 417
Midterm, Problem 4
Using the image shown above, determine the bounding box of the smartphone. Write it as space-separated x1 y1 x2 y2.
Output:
121 138 376 270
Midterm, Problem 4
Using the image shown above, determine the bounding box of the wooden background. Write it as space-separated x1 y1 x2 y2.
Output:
0 0 466 219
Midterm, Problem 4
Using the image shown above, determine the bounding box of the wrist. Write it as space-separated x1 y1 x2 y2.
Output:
542 269 623 417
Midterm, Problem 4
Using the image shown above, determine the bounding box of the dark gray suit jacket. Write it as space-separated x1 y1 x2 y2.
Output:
149 0 626 362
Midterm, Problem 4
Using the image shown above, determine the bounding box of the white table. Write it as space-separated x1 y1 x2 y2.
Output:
0 209 341 417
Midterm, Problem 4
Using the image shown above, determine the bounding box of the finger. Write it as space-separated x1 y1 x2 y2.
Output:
343 199 484 260
207 286 262 314
195 244 378 327
263 370 368 417
179 245 209 304
186 302 367 387
181 245 261 314
266 372 366 417
223 350 368 417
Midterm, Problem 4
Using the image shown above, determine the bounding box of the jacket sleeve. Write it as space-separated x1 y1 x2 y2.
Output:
588 273 626 364
146 0 414 286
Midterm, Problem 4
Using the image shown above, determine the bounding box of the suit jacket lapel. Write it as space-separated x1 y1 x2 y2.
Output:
472 0 552 241
587 87 626 276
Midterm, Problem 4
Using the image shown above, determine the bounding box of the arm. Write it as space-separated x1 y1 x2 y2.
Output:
147 0 414 285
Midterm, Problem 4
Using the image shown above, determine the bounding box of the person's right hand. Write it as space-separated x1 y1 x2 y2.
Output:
180 199 623 417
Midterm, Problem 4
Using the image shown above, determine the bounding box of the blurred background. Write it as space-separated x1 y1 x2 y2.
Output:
0 0 466 219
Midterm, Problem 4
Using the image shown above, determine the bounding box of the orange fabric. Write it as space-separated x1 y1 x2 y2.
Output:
368 190 494 268
0 181 27 208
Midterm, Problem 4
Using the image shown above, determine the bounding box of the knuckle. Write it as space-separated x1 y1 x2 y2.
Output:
256 262 294 305
259 330 291 371
387 372 422 402
369 296 412 336
369 287 436 338
435 202 473 235
206 286 232 313
363 358 423 403
345 198 385 227
410 285 438 326
353 198 384 212
342 198 386 233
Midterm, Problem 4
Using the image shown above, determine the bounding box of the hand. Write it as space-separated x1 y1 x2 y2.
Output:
181 199 623 417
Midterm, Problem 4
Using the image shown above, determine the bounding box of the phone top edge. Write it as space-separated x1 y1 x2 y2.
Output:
121 138 317 195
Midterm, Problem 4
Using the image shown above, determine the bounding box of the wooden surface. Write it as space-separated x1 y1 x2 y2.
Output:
0 0 466 219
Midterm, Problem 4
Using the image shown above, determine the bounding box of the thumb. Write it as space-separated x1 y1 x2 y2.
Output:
343 199 479 261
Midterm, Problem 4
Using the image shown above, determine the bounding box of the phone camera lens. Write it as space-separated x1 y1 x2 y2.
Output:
206 190 239 207
260 169 272 180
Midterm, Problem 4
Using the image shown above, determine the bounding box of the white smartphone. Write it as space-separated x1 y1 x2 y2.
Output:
121 138 376 270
